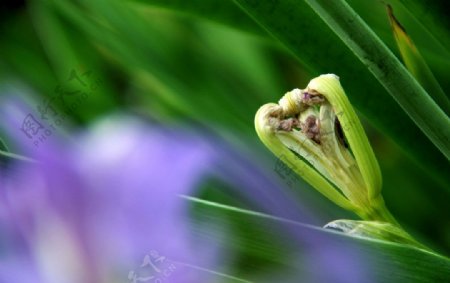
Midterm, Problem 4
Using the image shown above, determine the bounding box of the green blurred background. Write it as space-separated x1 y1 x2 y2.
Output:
1 0 449 256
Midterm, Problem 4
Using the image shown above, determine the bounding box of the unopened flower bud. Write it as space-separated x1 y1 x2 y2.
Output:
255 74 390 221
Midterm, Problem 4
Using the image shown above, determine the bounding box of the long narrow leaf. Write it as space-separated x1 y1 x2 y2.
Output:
134 0 450 189
188 197 450 282
132 0 263 35
296 0 450 159
396 0 450 51
386 4 450 115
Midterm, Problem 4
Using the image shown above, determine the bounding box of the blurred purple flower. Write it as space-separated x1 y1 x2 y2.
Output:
0 117 224 283
0 93 374 283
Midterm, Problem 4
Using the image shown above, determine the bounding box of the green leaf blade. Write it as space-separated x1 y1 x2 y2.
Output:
230 0 450 186
387 4 450 115
190 197 450 282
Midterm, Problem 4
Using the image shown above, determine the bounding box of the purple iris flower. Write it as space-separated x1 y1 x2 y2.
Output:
0 95 373 283
1 116 226 283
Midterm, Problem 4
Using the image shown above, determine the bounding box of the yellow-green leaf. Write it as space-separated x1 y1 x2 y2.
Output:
387 4 450 115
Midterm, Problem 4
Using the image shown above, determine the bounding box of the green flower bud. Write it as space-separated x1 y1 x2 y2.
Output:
255 74 391 221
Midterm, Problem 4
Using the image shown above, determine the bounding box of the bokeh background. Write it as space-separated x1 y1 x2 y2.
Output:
1 0 449 282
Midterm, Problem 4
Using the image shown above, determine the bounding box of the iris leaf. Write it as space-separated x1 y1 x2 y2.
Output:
188 197 450 282
386 4 450 115
131 0 450 190
233 0 450 158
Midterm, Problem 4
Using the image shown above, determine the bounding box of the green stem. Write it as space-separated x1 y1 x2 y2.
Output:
367 201 399 226
354 196 400 226
358 197 432 252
